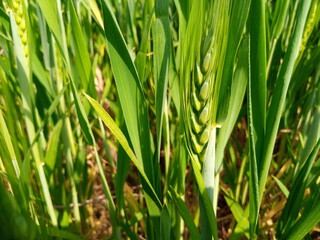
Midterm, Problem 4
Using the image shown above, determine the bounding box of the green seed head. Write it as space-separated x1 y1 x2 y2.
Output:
180 0 231 166
4 0 29 62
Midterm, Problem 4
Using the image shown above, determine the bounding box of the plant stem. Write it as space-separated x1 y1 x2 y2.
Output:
200 128 216 239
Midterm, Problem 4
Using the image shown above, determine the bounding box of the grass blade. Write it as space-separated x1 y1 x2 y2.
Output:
277 139 320 236
261 0 313 201
153 0 170 174
0 109 20 178
84 93 162 210
216 35 249 172
68 0 94 94
160 204 171 240
44 120 63 172
283 178 320 240
35 0 67 60
100 0 161 216
69 80 94 145
249 0 267 175
216 0 251 124
169 187 201 240
247 33 260 238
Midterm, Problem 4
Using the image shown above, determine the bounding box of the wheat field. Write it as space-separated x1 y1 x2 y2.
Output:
0 0 319 239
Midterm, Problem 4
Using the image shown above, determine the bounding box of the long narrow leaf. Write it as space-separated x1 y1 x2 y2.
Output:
247 33 260 238
153 0 170 175
84 94 162 210
261 0 313 201
100 0 161 216
216 0 251 124
169 187 201 240
277 139 320 236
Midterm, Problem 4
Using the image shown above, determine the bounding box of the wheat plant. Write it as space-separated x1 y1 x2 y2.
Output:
0 0 319 239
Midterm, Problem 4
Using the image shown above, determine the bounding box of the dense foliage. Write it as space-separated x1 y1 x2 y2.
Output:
0 0 319 239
